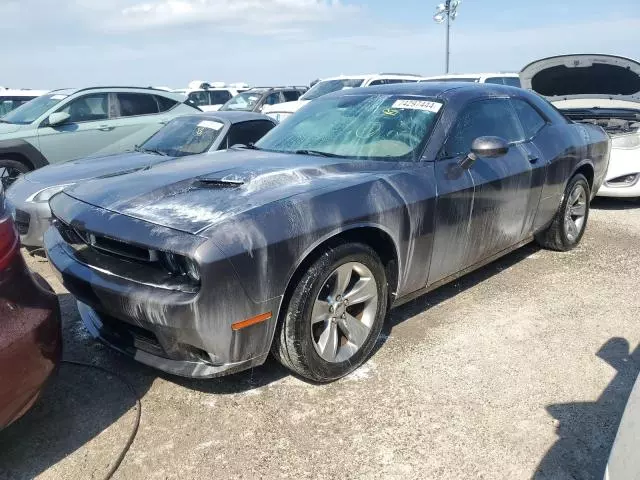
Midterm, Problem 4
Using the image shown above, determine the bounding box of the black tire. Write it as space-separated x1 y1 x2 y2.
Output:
535 174 591 251
273 243 388 382
0 159 30 189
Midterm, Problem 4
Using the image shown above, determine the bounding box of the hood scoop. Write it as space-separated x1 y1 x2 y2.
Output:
195 176 245 189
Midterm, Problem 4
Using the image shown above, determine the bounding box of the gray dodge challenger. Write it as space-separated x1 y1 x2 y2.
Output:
45 83 610 382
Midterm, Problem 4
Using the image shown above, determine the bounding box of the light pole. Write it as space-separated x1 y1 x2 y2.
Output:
433 0 461 74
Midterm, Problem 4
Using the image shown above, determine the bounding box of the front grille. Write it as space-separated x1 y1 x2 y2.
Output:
99 312 167 358
14 209 30 235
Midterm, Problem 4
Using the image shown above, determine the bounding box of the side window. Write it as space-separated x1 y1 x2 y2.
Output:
209 90 232 105
155 95 178 112
187 91 209 107
225 120 276 148
444 98 524 157
484 77 505 85
282 90 301 102
116 93 160 117
512 99 547 139
264 92 283 106
59 94 109 123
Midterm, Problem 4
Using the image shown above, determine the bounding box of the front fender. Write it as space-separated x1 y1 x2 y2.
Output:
0 139 49 169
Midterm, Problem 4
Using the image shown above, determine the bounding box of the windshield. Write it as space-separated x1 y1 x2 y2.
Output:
141 116 225 157
219 91 263 111
300 79 364 101
256 94 442 161
1 93 68 124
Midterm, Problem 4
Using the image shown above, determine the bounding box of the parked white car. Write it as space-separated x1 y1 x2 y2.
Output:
262 73 423 122
521 54 640 198
174 81 246 112
0 89 48 116
420 72 521 87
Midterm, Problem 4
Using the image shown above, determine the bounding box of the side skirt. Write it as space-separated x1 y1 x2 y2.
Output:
392 236 534 308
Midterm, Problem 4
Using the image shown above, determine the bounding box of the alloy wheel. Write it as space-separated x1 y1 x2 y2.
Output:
311 262 379 363
564 183 587 242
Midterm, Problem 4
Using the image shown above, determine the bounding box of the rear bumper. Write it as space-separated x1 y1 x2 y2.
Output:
44 223 280 379
0 256 62 430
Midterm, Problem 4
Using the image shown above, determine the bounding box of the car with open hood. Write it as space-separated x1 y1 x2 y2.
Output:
521 54 640 198
6 111 276 248
44 82 609 382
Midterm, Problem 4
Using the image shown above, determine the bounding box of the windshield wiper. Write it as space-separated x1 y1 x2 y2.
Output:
0 119 13 124
231 143 261 150
135 145 168 156
294 149 342 158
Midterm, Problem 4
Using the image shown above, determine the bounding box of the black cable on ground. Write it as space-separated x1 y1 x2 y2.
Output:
61 360 142 480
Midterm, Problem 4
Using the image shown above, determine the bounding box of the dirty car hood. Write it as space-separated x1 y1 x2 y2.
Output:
25 151 160 185
520 54 640 103
63 149 382 235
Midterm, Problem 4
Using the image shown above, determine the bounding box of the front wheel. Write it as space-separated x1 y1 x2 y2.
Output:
273 243 388 382
0 159 29 189
535 173 590 251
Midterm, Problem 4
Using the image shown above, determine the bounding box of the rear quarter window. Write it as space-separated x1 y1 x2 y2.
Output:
155 95 178 112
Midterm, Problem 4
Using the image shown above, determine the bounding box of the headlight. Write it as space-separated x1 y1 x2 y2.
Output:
30 184 75 203
612 133 640 150
159 252 201 283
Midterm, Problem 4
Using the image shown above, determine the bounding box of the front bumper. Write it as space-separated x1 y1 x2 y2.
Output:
44 216 280 379
5 179 54 248
597 148 640 198
0 255 62 430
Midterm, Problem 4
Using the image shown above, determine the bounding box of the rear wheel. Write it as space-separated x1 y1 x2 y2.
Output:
0 159 29 189
535 173 590 251
273 243 388 382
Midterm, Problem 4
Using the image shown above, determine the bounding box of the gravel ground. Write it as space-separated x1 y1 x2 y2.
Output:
0 197 638 480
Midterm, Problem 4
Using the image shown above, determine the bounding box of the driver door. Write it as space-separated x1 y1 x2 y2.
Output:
37 93 121 163
429 97 536 284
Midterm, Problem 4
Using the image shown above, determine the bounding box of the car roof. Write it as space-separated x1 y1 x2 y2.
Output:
323 81 523 100
46 86 186 101
176 111 276 125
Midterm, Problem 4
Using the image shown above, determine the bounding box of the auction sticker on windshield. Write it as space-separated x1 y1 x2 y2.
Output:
391 99 442 113
198 120 224 131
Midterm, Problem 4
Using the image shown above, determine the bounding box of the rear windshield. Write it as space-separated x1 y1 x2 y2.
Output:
300 79 364 101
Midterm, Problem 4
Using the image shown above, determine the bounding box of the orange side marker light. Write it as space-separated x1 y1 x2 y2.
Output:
231 312 272 331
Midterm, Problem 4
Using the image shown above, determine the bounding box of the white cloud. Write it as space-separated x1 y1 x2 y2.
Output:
113 0 358 31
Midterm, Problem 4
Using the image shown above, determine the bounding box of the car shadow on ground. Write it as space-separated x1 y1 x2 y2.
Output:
591 197 640 210
534 338 640 480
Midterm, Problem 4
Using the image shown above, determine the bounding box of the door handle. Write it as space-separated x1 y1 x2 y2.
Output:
98 125 115 131
528 155 539 164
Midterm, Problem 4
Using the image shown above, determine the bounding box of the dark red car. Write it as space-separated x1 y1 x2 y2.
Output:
0 186 61 429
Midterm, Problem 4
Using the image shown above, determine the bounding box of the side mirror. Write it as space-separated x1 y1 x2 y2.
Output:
48 112 71 126
459 136 509 169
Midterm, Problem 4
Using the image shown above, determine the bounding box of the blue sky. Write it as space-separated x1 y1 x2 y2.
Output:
2 0 639 89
